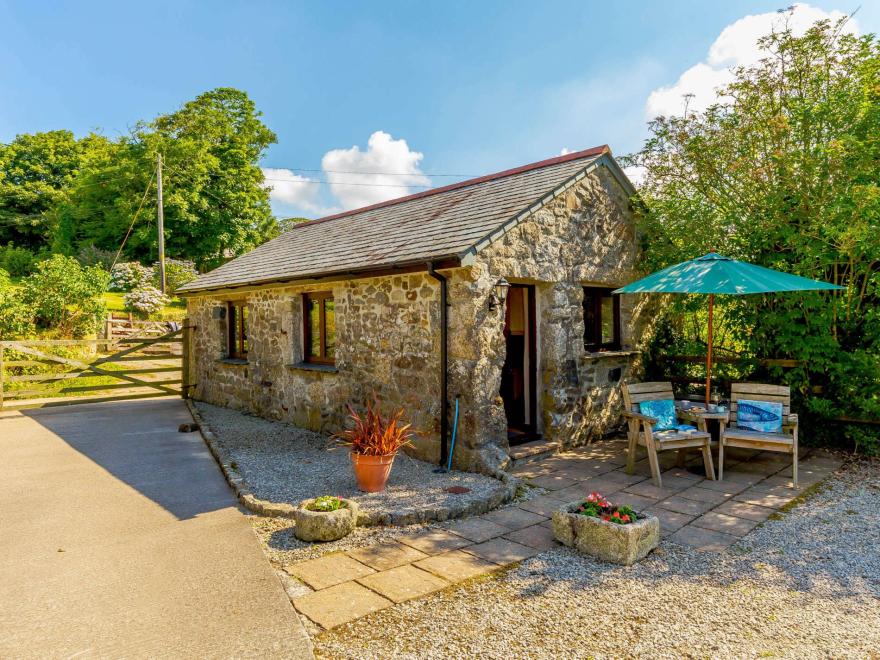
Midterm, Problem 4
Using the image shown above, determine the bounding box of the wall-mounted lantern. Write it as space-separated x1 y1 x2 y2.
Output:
488 277 510 311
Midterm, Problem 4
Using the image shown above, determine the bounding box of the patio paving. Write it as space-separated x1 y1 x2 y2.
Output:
284 438 842 630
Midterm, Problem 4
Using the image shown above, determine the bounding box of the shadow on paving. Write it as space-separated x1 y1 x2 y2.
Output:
20 397 233 520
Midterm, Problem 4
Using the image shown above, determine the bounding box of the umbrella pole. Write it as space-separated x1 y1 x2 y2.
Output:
705 293 714 405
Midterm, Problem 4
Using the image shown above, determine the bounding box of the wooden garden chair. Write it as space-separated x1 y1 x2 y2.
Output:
721 383 799 486
621 381 715 487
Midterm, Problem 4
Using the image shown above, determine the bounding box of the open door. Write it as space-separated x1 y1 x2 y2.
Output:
500 284 538 445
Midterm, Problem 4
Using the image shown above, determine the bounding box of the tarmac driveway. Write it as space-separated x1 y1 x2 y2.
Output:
0 397 312 659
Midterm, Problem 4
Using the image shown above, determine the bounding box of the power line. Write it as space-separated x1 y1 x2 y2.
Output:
262 166 476 178
165 161 433 190
111 170 155 269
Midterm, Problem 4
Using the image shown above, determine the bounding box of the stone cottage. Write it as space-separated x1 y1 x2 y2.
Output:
178 145 652 472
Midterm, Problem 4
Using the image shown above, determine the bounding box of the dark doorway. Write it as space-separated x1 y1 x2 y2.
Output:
500 284 538 445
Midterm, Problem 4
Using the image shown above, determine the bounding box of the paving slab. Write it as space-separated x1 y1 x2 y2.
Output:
714 500 776 522
286 553 375 590
691 511 761 537
656 495 717 516
357 564 449 604
643 507 696 536
397 529 472 555
346 542 428 571
697 478 751 494
0 398 312 659
675 485 734 506
446 517 510 543
481 507 547 530
622 481 681 500
415 550 500 583
526 473 579 491
733 490 793 509
462 537 539 564
612 492 658 512
517 493 567 517
293 581 391 629
555 481 623 501
502 524 558 551
668 525 740 552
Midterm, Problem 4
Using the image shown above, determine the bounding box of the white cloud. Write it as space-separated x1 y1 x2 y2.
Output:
262 167 335 217
321 131 431 210
560 147 573 156
646 3 857 117
623 165 646 187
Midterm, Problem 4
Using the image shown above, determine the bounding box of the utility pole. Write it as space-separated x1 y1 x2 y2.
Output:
156 153 166 293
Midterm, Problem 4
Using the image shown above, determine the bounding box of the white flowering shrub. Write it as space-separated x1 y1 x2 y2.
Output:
123 285 170 315
110 262 154 291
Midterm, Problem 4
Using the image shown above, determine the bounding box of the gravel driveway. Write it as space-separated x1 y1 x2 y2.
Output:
313 460 880 659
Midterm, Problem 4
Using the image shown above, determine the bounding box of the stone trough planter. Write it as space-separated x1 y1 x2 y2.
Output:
293 498 359 542
552 503 660 566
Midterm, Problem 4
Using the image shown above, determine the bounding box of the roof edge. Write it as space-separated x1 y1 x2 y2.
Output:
458 152 635 265
177 256 462 296
292 144 611 230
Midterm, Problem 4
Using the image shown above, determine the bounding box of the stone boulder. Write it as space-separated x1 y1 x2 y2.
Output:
552 502 659 566
294 498 359 542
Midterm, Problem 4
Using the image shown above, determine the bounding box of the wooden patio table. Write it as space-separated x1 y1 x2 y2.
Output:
675 405 730 472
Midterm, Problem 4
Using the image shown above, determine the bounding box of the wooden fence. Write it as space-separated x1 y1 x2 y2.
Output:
658 354 800 388
0 325 191 411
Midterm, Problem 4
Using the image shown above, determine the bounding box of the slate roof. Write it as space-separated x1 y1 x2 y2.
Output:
179 145 633 293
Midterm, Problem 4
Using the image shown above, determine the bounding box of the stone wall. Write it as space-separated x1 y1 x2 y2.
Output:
186 272 444 463
186 164 654 473
446 166 655 461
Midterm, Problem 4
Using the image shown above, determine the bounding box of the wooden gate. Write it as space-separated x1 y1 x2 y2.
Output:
0 325 192 411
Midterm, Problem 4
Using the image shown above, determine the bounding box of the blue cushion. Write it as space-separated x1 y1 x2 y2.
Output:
737 399 783 433
639 399 677 431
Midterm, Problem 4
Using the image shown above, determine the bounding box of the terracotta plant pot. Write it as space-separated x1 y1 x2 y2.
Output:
350 452 395 492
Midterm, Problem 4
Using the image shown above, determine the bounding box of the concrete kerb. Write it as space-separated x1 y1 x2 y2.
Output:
185 400 522 526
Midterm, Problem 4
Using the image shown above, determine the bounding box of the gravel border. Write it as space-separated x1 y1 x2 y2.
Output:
186 400 520 526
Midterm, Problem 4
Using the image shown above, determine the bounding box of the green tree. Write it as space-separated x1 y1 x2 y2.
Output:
628 19 880 453
0 131 110 249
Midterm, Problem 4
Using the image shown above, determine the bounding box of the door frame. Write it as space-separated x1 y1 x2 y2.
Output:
502 283 539 440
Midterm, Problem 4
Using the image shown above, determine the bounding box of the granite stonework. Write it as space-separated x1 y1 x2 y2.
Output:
293 498 359 542
185 167 654 473
552 503 660 565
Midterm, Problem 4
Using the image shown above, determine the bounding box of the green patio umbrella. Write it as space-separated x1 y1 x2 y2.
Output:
613 252 843 404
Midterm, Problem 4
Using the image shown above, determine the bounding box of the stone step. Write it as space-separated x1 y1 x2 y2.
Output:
508 439 560 465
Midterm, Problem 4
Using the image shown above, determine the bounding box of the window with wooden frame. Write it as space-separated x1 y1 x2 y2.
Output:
583 287 620 351
303 292 336 364
227 301 249 360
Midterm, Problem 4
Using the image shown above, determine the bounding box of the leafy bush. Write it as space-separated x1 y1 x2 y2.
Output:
109 261 153 291
124 285 170 315
76 244 116 270
154 258 197 292
20 255 108 337
0 268 35 338
0 243 37 277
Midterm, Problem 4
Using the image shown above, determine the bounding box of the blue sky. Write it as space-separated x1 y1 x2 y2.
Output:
1 1 875 217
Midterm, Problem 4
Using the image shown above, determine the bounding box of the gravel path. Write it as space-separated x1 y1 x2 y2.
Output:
313 460 880 659
196 403 512 525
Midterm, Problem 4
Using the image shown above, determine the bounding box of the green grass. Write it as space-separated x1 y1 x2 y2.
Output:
102 291 187 321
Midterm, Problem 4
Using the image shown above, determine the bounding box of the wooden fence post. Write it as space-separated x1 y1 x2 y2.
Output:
182 318 191 400
0 344 5 410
